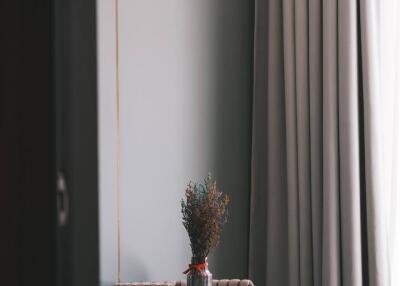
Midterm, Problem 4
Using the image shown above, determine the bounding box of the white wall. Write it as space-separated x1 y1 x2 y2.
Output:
97 1 254 285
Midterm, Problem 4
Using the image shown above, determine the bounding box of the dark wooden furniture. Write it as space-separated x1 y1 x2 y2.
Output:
0 1 99 285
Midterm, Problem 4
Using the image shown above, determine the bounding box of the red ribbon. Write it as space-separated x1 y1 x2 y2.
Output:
183 262 208 274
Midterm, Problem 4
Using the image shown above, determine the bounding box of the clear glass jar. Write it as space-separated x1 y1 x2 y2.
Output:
186 257 212 286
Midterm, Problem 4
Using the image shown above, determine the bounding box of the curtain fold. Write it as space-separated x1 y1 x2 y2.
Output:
249 0 387 285
360 1 389 285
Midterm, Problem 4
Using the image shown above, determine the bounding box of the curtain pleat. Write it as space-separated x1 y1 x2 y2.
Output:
321 0 341 285
308 0 323 285
337 0 363 285
282 1 299 286
264 0 287 285
360 1 389 285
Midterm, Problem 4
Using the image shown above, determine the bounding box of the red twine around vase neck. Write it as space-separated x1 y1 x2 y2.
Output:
183 262 208 274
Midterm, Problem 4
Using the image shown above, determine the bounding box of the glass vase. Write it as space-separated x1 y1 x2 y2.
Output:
186 257 212 286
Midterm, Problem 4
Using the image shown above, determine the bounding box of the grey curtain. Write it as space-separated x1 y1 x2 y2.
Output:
249 1 388 286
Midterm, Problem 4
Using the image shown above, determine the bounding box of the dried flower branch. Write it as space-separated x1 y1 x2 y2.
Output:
181 174 230 260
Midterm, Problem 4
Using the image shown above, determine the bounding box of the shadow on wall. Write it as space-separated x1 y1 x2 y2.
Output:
208 0 254 280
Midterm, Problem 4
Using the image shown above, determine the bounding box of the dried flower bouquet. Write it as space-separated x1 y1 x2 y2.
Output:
181 174 230 262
